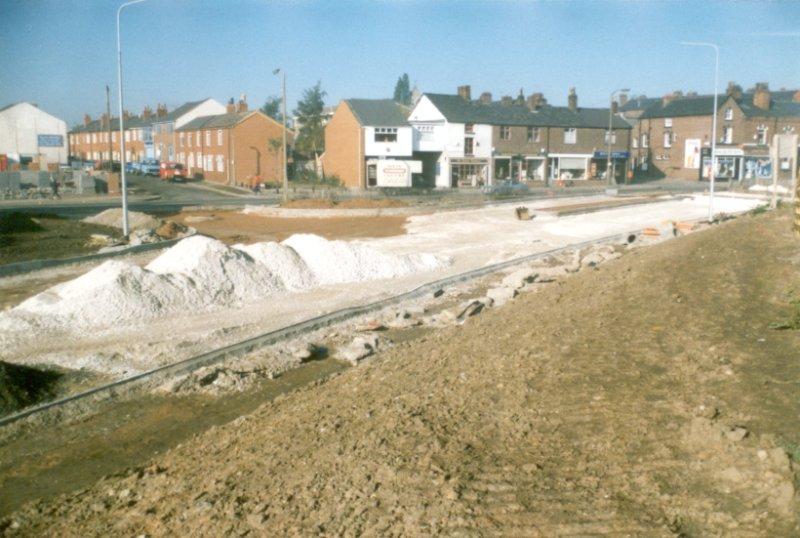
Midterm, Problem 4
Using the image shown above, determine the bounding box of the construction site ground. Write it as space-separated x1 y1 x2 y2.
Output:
2 208 798 536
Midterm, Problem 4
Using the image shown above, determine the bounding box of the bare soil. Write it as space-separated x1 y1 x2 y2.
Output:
171 209 408 244
280 197 409 209
3 210 800 536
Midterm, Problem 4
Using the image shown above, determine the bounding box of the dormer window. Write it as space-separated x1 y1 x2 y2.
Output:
374 127 398 142
724 107 733 121
664 118 673 128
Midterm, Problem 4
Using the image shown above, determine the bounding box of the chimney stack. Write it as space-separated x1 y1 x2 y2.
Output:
753 82 771 109
526 92 546 111
479 92 492 104
618 93 628 106
101 112 109 128
142 105 153 120
457 85 471 101
661 91 681 107
726 81 743 100
156 103 168 118
226 98 236 114
515 89 525 106
500 95 513 106
236 94 248 113
611 101 619 114
83 114 91 126
567 87 578 111
122 109 130 121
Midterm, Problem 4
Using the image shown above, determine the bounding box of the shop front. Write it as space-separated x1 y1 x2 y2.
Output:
701 147 743 181
450 158 489 187
549 153 592 181
592 151 630 182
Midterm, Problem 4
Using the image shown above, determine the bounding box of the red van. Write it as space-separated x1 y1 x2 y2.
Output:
159 162 186 182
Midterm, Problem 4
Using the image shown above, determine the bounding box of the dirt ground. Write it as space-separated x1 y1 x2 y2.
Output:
171 210 408 244
280 197 409 209
2 209 800 536
0 215 121 264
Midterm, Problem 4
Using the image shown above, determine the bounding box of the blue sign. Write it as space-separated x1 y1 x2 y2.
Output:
37 134 64 147
593 151 630 159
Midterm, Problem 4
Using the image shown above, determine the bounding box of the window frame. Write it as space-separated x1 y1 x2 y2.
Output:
500 126 511 141
563 128 577 144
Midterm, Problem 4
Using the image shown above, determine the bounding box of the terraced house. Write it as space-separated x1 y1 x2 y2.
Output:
68 108 151 163
151 98 227 163
408 86 632 187
175 98 293 186
633 83 800 181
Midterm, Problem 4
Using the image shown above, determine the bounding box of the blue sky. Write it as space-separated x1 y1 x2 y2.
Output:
1 0 798 127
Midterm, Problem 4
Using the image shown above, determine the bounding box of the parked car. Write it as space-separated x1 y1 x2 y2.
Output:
159 162 187 182
481 180 530 196
140 159 160 176
124 161 138 173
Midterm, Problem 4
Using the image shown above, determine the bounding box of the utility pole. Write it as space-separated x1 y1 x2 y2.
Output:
106 85 113 169
281 70 288 202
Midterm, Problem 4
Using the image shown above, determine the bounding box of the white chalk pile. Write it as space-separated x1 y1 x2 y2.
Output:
0 235 449 333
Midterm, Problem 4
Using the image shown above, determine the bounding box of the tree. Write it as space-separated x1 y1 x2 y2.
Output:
393 73 412 106
293 81 327 158
260 96 282 122
268 137 283 183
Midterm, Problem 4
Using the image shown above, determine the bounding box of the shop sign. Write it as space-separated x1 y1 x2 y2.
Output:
593 151 630 159
37 134 63 147
376 160 421 187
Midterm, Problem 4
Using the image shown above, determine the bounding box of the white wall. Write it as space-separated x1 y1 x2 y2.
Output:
364 126 413 157
174 98 227 129
0 103 67 164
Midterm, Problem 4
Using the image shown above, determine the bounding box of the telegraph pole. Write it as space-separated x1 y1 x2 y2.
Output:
106 85 113 169
281 70 288 202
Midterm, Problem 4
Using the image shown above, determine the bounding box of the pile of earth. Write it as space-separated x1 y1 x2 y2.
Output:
280 198 408 209
0 361 61 416
82 209 161 231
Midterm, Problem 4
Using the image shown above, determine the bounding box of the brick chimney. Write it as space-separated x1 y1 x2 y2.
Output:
526 92 546 111
611 101 619 114
479 92 492 104
661 92 680 107
457 85 471 101
83 114 92 126
122 109 131 121
226 98 236 114
753 82 771 109
515 89 525 106
101 113 109 128
618 93 628 107
141 105 153 120
236 94 248 113
567 87 578 111
726 81 743 100
156 103 168 118
500 95 513 106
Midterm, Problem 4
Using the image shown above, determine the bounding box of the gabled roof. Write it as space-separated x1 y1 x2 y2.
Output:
176 111 254 131
345 99 409 127
640 90 800 119
0 102 29 113
422 93 630 129
152 99 208 123
619 96 661 112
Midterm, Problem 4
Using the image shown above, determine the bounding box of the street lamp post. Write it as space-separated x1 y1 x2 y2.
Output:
681 41 719 222
607 88 630 187
273 68 288 203
116 0 147 236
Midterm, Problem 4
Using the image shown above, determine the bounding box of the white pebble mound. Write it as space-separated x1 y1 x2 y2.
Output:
234 242 317 290
83 208 161 231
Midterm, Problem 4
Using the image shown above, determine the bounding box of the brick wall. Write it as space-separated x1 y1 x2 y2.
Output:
321 102 364 188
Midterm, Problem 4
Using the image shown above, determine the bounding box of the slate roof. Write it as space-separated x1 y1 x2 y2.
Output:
176 111 254 131
640 90 800 119
423 93 630 129
619 96 661 112
345 99 409 126
152 99 208 123
70 115 150 133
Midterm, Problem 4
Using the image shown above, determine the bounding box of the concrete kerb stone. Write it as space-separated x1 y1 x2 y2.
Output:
0 228 645 430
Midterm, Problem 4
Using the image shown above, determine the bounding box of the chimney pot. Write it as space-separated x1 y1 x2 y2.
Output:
457 85 471 101
236 95 248 113
526 92 546 111
226 98 236 114
726 82 743 100
753 82 771 109
567 87 578 111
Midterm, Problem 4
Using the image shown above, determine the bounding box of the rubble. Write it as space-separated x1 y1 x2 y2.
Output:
337 335 382 365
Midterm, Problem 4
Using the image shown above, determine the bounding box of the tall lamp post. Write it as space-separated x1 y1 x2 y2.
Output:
681 41 719 222
273 68 288 203
116 0 147 236
607 87 630 187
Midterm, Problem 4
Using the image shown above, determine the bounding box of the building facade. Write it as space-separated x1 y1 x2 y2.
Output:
68 109 150 164
0 102 67 169
151 98 227 163
175 105 293 186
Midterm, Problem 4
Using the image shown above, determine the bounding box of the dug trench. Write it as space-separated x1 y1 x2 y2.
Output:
2 209 799 535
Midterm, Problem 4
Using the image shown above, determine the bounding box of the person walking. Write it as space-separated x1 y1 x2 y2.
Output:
50 174 61 199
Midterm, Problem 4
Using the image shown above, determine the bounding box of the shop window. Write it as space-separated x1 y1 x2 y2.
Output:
500 126 511 140
564 128 577 144
374 127 398 142
724 107 733 121
663 132 672 148
527 127 540 142
664 118 673 128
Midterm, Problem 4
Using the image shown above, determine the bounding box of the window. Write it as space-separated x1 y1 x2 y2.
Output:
723 126 733 144
464 137 474 156
217 130 223 145
92 133 97 143
563 128 577 144
188 133 193 147
216 155 224 172
168 145 174 160
374 127 398 142
196 153 201 168
112 132 116 142
205 131 211 146
465 123 474 134
179 133 185 147
664 118 673 128
527 127 540 142
500 126 511 140
196 131 202 146
756 125 768 145
605 130 616 144
724 107 733 121
205 155 213 171
632 136 638 149
663 132 672 148
641 133 649 148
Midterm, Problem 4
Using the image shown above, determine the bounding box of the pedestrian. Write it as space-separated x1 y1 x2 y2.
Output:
50 174 61 199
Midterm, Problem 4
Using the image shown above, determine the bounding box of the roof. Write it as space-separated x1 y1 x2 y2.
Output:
70 115 150 133
423 93 630 129
619 96 661 112
640 90 800 119
152 99 208 123
345 99 409 126
176 111 254 131
0 102 29 113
